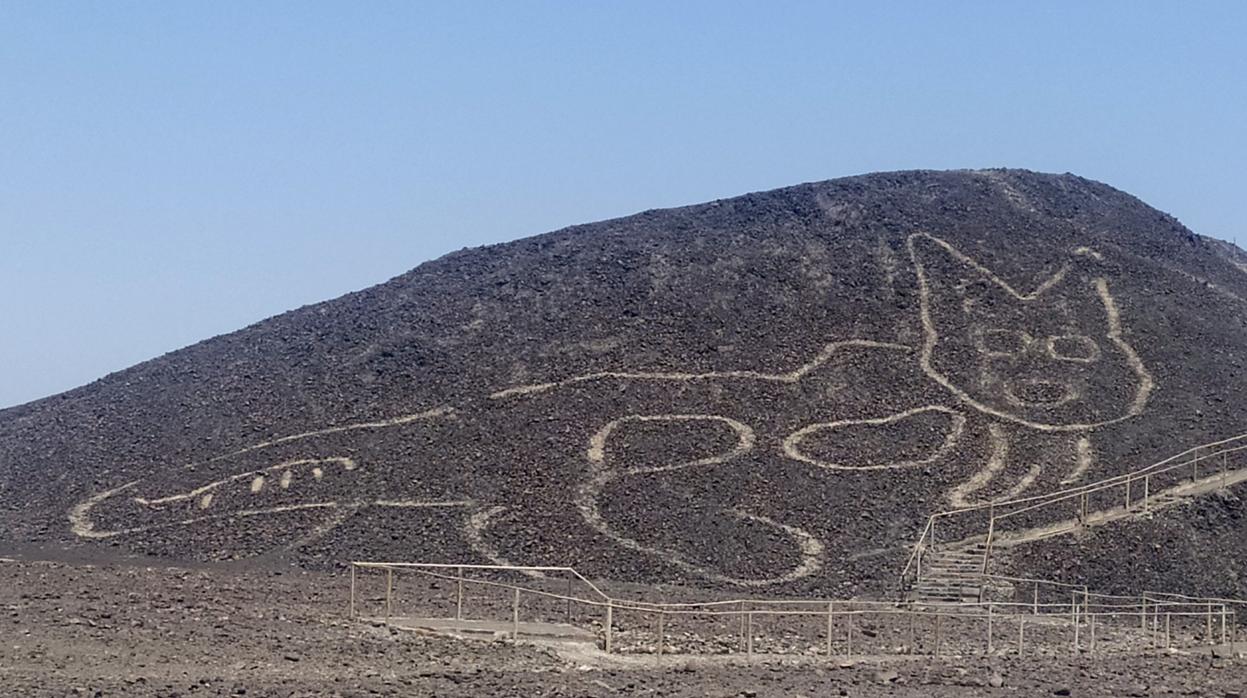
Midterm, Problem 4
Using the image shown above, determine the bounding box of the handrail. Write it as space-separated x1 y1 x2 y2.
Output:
934 432 1247 518
357 561 1024 615
902 431 1247 620
349 559 1246 659
1142 590 1247 610
898 515 935 587
902 430 1247 593
350 560 1234 621
995 442 1247 522
349 556 1240 660
351 561 611 601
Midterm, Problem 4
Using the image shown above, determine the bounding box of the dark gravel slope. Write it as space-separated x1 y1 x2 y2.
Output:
4 169 1247 597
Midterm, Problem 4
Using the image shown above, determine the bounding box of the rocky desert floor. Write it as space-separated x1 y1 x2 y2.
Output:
2 548 1246 697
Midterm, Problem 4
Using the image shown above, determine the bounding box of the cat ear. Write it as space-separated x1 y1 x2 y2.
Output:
908 232 1077 308
909 233 1017 319
1060 273 1119 336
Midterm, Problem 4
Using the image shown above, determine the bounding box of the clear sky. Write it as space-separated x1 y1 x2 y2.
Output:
1 2 1244 408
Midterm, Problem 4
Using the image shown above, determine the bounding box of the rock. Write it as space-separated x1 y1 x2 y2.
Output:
1053 688 1071 696
873 669 900 684
989 673 1004 688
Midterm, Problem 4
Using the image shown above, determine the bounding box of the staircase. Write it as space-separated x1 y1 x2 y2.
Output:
908 541 988 604
901 434 1247 600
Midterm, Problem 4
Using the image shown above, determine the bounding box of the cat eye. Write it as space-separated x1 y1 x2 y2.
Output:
1046 335 1101 363
973 328 1032 357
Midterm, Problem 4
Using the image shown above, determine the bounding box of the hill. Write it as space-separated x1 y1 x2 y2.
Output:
3 168 1247 598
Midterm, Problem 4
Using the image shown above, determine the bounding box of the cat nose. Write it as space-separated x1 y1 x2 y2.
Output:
1005 379 1077 408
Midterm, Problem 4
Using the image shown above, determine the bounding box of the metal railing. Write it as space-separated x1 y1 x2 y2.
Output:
901 432 1247 596
339 435 1247 661
348 561 1241 661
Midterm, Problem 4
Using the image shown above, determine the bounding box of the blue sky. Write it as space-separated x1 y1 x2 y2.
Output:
1 2 1244 408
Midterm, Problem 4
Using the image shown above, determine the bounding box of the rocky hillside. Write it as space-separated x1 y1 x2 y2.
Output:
3 169 1246 597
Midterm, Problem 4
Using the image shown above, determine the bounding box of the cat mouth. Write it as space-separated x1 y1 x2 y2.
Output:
1003 379 1078 408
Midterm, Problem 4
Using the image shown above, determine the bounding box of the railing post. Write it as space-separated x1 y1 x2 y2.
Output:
738 601 746 651
1222 605 1229 645
565 577 573 623
986 603 994 655
1089 611 1096 654
981 512 995 575
746 612 754 660
1223 452 1229 490
1125 476 1132 509
1143 475 1150 512
846 612 854 657
656 611 664 662
604 600 613 654
1207 602 1215 644
512 587 520 641
1033 583 1039 615
1083 587 1090 618
826 602 834 657
1071 592 1079 653
349 564 356 619
1152 604 1160 647
385 567 394 619
1141 596 1147 631
455 566 464 621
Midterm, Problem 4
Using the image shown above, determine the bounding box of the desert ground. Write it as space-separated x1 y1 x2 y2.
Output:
3 548 1245 697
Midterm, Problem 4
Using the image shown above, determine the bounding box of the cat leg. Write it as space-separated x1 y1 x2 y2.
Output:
946 423 1043 508
1059 433 1096 486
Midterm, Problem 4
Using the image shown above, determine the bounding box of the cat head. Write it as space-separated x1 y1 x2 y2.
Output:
907 232 1153 431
